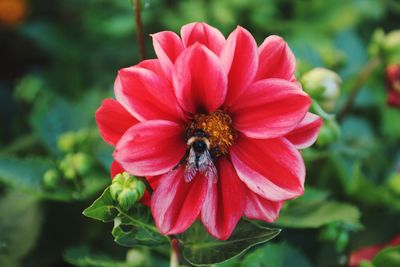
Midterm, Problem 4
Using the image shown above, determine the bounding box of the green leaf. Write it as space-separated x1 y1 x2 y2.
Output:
83 187 117 222
242 242 312 267
276 189 362 229
112 207 168 247
0 191 42 267
180 220 280 266
372 245 400 267
64 245 138 267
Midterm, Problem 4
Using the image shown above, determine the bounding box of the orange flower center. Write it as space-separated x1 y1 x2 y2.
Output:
185 110 236 157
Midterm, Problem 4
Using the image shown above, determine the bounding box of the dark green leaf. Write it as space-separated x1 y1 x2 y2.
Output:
0 192 42 267
83 187 117 222
180 220 280 266
112 207 168 247
372 245 400 267
242 242 312 267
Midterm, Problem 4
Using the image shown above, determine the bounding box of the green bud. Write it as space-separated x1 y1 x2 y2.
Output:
110 172 145 210
59 154 76 180
384 30 400 63
72 152 93 176
43 169 60 189
57 132 76 153
118 189 139 211
301 68 342 112
317 119 341 146
126 249 146 266
110 182 124 201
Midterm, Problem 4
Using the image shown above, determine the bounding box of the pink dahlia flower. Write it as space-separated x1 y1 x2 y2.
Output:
96 22 322 240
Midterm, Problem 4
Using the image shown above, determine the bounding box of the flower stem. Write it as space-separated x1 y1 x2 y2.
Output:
170 237 180 267
337 56 381 121
132 0 146 60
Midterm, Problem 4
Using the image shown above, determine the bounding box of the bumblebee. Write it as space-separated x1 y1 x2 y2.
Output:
181 129 218 183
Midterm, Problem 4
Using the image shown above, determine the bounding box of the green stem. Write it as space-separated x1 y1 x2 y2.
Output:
132 0 146 60
337 56 381 121
170 237 179 267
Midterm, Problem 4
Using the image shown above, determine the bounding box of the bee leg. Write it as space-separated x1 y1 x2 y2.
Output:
209 147 220 162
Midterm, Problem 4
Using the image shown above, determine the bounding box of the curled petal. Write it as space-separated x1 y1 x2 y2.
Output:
181 22 225 55
285 112 323 149
201 157 245 240
152 31 184 79
95 99 138 146
255 35 296 81
244 190 283 222
115 67 185 122
114 120 186 176
220 26 258 106
230 79 311 139
230 136 305 202
173 43 227 114
151 167 208 235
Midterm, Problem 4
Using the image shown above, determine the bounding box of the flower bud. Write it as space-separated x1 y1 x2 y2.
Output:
110 172 145 210
57 132 76 153
59 152 93 180
386 173 400 195
301 68 342 112
43 169 60 189
386 64 400 107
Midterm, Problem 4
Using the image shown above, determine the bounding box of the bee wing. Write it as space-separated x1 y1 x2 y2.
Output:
198 149 218 183
184 148 198 183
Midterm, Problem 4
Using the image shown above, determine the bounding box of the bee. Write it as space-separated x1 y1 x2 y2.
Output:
182 129 218 183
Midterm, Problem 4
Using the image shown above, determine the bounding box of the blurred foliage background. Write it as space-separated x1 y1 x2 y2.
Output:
1 0 400 266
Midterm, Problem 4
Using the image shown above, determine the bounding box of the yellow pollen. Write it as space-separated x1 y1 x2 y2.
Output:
185 110 236 157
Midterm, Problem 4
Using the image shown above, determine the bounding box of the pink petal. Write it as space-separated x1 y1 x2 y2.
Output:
114 120 186 176
110 160 125 178
285 112 322 149
244 190 284 222
255 35 296 81
230 135 305 201
181 22 225 55
152 31 184 79
95 99 138 146
230 79 311 139
173 43 227 114
200 157 245 240
220 26 258 107
151 166 208 235
136 59 169 83
114 66 185 122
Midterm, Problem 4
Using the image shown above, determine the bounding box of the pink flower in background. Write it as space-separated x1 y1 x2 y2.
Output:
387 64 400 107
96 22 322 240
349 235 400 267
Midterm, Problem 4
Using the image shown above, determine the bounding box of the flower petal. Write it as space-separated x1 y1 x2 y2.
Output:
114 120 186 176
181 22 225 55
285 112 322 149
244 190 283 222
255 35 296 81
115 66 185 122
173 43 227 114
230 135 305 201
220 26 258 107
230 79 311 139
200 157 245 240
151 167 208 235
152 31 184 79
136 59 169 82
95 99 138 146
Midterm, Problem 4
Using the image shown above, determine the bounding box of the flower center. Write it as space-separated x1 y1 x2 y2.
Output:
185 110 236 158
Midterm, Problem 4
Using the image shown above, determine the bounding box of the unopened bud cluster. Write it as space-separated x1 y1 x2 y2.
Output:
110 172 145 211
